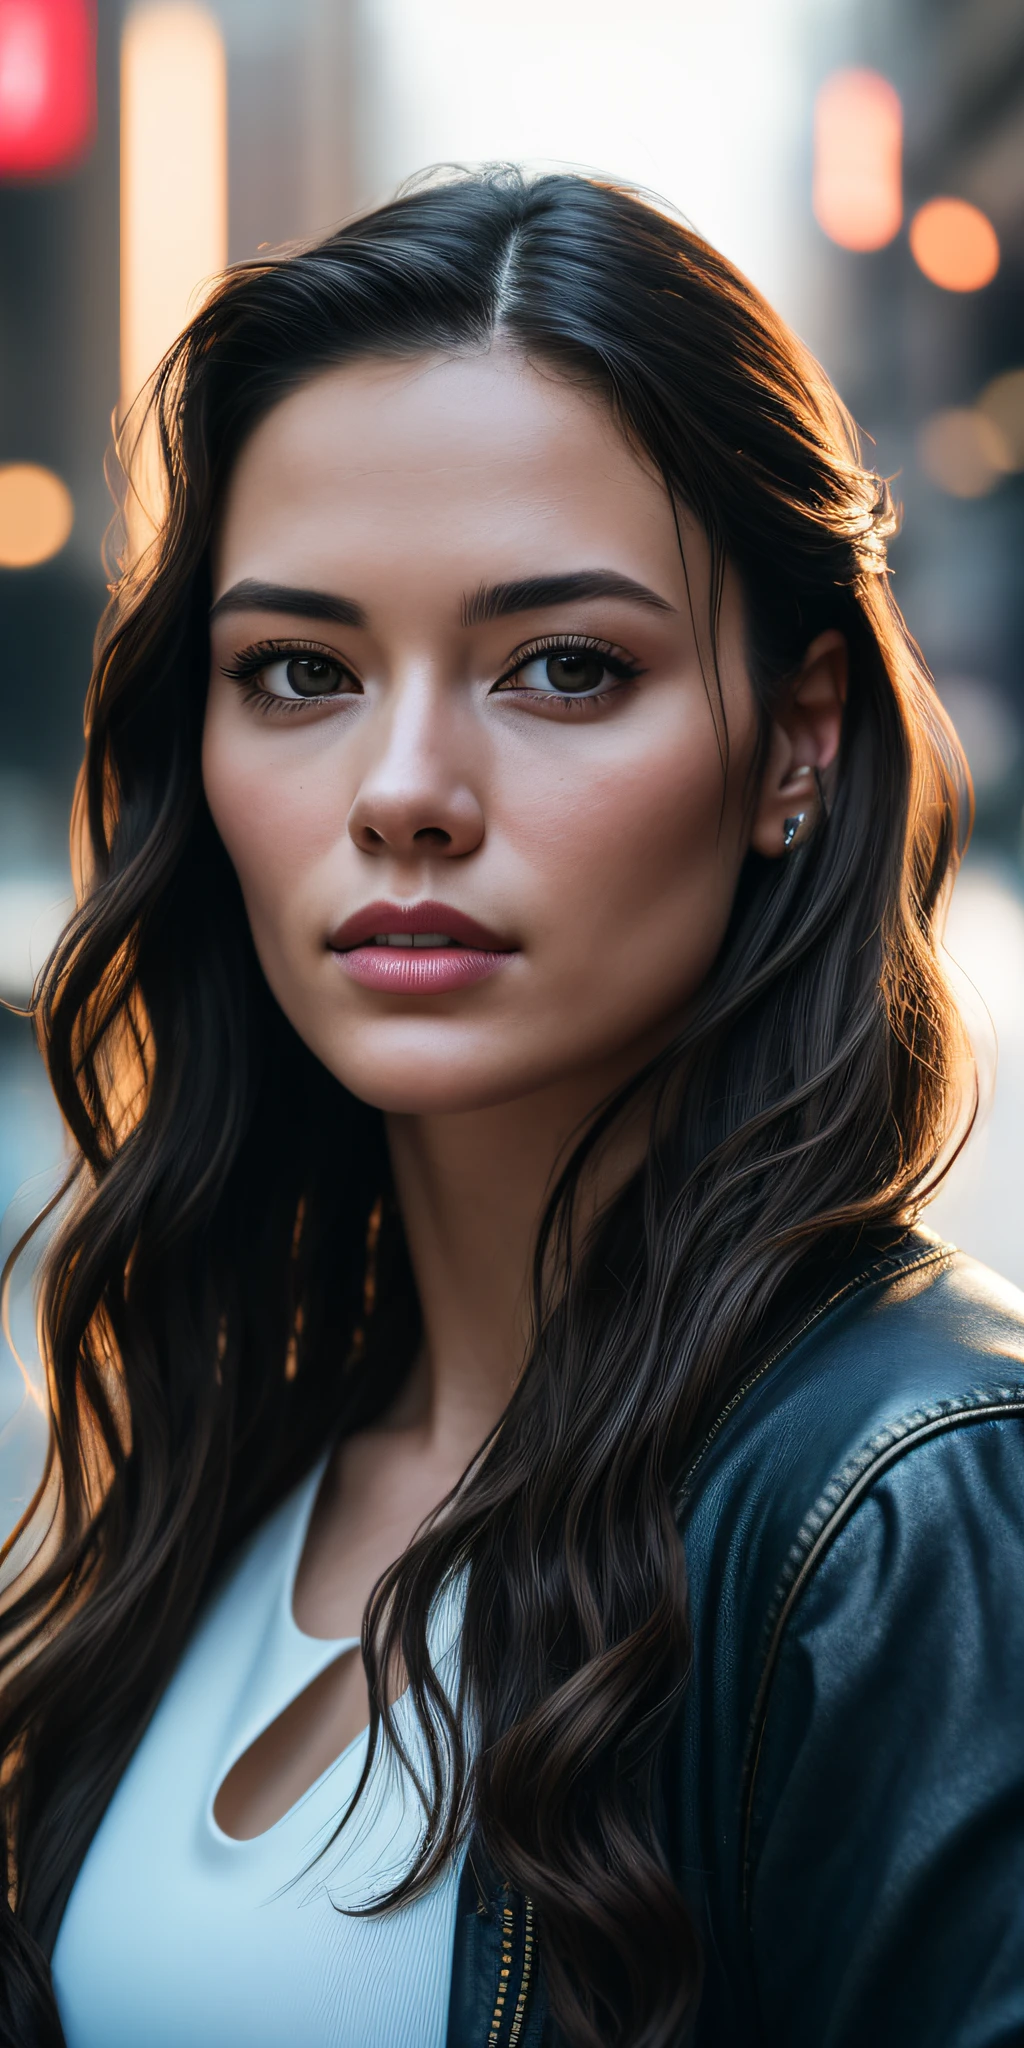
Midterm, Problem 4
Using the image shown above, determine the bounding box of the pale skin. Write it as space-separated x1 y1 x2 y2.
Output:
201 346 845 1837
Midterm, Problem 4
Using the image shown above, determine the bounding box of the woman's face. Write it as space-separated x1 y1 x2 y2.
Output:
204 349 828 1116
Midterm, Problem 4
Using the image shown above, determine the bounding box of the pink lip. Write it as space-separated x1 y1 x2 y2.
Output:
328 899 516 995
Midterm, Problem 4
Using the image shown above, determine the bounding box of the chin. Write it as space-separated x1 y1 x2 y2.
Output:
335 1071 533 1117
315 1036 557 1118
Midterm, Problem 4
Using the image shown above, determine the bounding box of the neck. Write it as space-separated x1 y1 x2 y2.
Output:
385 1064 646 1461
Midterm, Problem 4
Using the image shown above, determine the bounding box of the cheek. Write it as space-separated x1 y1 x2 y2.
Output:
202 720 273 921
510 722 745 1014
201 705 341 942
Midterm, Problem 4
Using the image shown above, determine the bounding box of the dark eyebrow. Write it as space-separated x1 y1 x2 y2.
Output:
209 579 368 629
461 570 675 627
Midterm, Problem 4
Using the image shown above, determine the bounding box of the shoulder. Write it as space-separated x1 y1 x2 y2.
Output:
679 1230 1024 1644
673 1232 1024 2045
737 1410 1024 2046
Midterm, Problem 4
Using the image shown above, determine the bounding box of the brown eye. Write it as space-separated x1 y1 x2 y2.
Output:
543 652 607 693
249 652 357 700
282 655 342 697
491 638 640 704
508 649 618 697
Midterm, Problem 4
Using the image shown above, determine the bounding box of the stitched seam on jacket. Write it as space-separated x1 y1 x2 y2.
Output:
739 1393 1024 1919
674 1240 950 1509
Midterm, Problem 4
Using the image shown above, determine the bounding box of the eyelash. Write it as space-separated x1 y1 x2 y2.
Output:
218 631 644 715
494 633 644 706
218 639 355 716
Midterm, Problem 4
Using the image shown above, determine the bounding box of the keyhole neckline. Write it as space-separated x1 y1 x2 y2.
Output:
207 1454 364 1849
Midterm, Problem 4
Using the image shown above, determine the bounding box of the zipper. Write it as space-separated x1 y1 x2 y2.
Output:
486 1893 535 2048
486 1900 514 2048
508 1897 534 2048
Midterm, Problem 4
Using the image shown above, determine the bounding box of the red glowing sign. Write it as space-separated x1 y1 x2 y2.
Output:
0 0 95 178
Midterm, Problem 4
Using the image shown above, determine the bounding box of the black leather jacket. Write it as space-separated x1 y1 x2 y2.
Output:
444 1232 1024 2047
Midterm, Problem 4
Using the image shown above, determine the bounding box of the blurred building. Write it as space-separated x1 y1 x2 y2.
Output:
799 0 1024 1271
807 0 1024 850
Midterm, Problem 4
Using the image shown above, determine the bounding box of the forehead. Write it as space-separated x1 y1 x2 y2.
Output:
212 347 687 592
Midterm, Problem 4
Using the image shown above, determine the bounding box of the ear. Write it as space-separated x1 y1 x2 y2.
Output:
750 629 847 858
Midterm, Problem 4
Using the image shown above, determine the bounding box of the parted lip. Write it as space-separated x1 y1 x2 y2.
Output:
328 899 514 952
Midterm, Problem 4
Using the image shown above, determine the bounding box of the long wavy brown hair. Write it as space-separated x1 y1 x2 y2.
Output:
0 169 970 2048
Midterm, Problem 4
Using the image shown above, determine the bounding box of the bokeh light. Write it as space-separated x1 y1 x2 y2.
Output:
918 408 1011 497
120 2 227 413
909 197 999 291
0 0 96 178
812 68 902 251
978 368 1024 471
0 462 73 566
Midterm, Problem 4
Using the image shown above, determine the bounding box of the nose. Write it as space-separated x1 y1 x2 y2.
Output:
346 673 485 860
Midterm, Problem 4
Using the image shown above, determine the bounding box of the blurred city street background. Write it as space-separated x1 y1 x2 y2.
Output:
1 0 1022 1520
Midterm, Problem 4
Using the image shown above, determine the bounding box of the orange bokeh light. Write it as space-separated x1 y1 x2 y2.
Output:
120 2 227 413
918 409 1010 499
909 198 999 292
813 68 902 252
0 461 73 565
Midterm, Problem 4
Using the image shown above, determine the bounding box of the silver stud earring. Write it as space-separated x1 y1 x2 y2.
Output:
783 812 806 850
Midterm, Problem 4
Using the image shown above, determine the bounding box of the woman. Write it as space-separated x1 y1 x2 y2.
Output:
2 168 1022 2048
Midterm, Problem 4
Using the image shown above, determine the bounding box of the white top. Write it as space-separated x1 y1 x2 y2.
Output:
53 1458 467 2048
